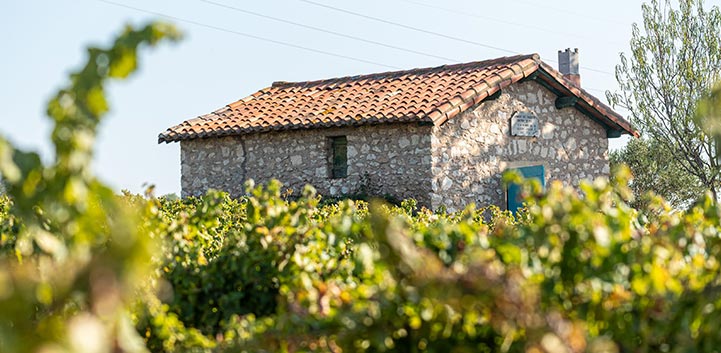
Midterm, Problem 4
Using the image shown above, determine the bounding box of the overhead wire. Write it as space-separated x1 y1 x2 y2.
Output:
200 0 461 63
202 0 613 92
397 0 623 46
514 0 629 26
297 0 519 56
96 0 612 94
298 0 616 76
96 0 403 70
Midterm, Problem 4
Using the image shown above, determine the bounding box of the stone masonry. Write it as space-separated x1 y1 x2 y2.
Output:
180 80 609 210
181 123 434 204
430 80 608 211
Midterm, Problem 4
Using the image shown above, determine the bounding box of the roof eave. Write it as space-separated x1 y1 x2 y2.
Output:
156 54 639 143
534 63 639 138
157 116 437 143
429 55 541 126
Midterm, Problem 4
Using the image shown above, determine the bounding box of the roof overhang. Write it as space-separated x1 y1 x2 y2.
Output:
531 62 638 138
426 58 638 138
158 54 638 143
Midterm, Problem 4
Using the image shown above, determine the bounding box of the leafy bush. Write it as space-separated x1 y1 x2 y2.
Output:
5 19 721 353
0 195 20 256
202 170 721 353
8 163 721 353
0 22 180 353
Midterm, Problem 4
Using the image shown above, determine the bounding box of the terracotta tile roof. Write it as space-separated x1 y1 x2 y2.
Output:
159 54 637 143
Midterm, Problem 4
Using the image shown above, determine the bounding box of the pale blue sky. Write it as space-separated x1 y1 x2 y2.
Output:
2 0 704 195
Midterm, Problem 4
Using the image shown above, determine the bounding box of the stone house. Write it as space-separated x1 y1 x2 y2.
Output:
159 50 637 211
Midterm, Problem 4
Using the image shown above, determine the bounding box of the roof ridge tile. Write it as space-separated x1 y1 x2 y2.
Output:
268 54 537 88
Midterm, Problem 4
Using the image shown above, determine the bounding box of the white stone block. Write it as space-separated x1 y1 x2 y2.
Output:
399 137 411 148
566 137 577 151
431 194 443 206
527 93 538 104
441 176 453 191
518 139 527 153
347 146 358 158
542 123 555 139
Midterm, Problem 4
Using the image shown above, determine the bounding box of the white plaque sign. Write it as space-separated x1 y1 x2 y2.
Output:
510 112 539 137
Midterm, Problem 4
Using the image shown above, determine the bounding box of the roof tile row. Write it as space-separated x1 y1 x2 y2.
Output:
159 54 635 143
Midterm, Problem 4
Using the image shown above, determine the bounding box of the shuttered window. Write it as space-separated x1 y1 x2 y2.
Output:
507 164 545 213
330 136 347 179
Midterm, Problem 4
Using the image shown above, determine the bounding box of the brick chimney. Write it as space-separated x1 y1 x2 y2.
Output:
558 48 580 87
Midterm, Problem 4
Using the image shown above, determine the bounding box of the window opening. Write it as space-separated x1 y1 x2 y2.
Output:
507 164 545 213
329 136 347 179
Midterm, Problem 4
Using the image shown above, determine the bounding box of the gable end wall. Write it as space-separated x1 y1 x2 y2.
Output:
430 80 609 211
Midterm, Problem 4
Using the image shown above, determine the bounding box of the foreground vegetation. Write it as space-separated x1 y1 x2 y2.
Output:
5 15 721 353
129 176 721 353
4 167 721 352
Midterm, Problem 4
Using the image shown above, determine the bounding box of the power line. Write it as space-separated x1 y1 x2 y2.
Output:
96 0 403 70
586 87 609 94
96 0 613 96
397 0 622 46
543 58 614 77
394 0 621 75
298 0 615 76
200 0 460 63
298 0 519 56
514 0 628 26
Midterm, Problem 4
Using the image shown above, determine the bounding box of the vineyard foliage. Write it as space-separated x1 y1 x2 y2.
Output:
4 21 721 353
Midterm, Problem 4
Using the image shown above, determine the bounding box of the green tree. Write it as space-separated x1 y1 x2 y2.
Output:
610 137 703 209
608 0 721 199
697 83 721 156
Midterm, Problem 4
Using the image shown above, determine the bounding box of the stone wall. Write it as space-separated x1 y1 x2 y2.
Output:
430 80 609 211
180 123 434 204
180 80 611 210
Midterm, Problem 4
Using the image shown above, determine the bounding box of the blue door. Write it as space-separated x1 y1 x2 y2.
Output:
507 165 545 213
